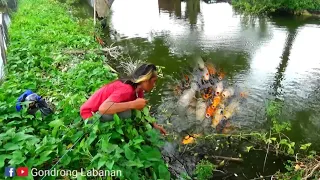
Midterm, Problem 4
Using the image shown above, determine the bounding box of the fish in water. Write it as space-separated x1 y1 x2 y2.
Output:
217 71 225 80
223 99 240 120
216 120 233 134
189 97 197 107
187 106 196 117
211 95 222 109
178 88 196 109
196 99 207 121
206 106 216 118
222 87 235 99
212 108 224 128
206 63 217 75
196 56 210 81
182 134 201 145
173 85 183 96
201 87 213 100
214 81 224 96
182 74 191 89
240 91 249 98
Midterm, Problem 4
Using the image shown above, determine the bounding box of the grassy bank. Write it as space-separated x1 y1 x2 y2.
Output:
232 0 320 15
0 0 169 179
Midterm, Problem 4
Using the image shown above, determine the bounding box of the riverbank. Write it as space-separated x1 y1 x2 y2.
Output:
0 0 170 179
232 0 320 16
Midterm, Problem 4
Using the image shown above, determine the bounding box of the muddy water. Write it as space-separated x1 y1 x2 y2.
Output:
72 0 320 178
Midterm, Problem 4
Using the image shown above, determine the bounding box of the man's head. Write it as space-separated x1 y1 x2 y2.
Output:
132 63 158 92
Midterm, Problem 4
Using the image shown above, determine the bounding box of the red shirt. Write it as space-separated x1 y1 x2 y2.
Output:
80 80 144 119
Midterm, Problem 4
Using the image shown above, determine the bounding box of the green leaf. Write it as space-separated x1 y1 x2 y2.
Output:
98 157 106 169
114 114 120 125
61 154 71 166
133 138 144 145
116 128 124 135
145 116 156 123
52 126 59 137
124 145 135 160
86 132 97 145
41 150 53 158
4 143 20 151
13 133 34 142
48 119 63 128
143 107 149 116
135 110 142 119
91 153 102 163
246 146 253 152
102 143 118 154
0 155 11 168
126 159 144 168
158 164 170 180
140 146 161 161
105 160 114 170
300 143 311 150
71 131 83 142
9 150 26 165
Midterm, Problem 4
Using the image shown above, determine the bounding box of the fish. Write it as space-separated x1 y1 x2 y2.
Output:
173 85 183 96
182 134 201 144
202 93 212 100
187 106 196 117
196 99 207 121
201 87 213 100
221 121 235 134
212 108 224 128
214 82 224 96
189 98 197 107
206 63 217 75
182 74 191 89
217 71 225 80
205 106 216 118
223 99 240 120
196 56 205 69
222 87 235 99
196 56 210 81
178 88 196 109
240 91 249 98
211 95 222 109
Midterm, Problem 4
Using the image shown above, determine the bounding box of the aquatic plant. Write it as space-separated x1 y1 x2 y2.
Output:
194 160 216 180
0 0 170 179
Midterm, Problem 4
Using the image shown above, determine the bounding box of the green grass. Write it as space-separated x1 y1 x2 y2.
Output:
232 0 320 15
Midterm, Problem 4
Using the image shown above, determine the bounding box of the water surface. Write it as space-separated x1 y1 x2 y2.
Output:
109 0 320 147
67 0 320 178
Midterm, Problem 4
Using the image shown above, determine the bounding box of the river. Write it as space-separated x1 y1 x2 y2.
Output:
109 0 320 144
75 0 320 178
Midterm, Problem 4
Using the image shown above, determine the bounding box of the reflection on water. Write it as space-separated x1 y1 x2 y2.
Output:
110 0 320 148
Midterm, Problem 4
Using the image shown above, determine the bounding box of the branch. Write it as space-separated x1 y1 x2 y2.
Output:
263 129 271 172
210 155 243 162
249 175 277 180
302 162 320 180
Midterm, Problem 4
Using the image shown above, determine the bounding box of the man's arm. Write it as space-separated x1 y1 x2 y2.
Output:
98 99 134 115
99 98 147 115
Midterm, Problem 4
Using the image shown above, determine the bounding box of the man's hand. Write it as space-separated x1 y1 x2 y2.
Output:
153 123 167 135
131 98 148 110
